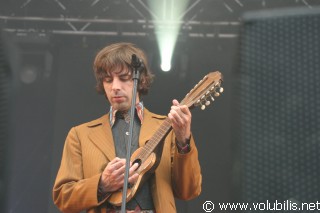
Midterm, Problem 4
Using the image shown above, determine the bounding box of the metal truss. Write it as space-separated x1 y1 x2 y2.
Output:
0 0 319 39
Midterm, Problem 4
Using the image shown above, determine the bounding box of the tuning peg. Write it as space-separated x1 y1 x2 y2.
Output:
201 104 206 110
210 94 215 101
213 86 224 97
205 100 210 106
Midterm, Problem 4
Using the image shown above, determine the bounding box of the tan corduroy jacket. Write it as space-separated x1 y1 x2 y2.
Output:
53 108 202 213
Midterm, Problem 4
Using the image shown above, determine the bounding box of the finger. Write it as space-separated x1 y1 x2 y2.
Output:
128 173 139 184
171 104 189 116
118 163 139 184
115 160 137 177
126 163 138 181
168 111 177 125
172 99 180 106
115 164 126 176
176 105 191 122
109 159 126 172
179 105 191 116
130 163 139 173
169 109 183 125
109 157 125 166
111 157 121 162
127 165 138 180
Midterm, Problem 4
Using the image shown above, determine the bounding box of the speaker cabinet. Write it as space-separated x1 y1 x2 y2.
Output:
0 30 13 213
234 7 320 210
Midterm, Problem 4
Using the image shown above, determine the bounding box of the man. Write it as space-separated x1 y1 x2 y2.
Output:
53 42 202 213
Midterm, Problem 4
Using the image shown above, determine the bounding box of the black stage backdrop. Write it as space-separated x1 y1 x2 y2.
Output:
2 4 320 213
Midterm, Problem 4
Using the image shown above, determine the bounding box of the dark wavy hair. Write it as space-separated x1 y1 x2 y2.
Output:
93 42 154 96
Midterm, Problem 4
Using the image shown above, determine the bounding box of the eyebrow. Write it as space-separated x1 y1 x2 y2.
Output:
120 72 131 77
118 70 132 77
104 71 132 79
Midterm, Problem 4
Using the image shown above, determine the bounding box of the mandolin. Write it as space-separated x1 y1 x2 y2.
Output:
108 71 223 206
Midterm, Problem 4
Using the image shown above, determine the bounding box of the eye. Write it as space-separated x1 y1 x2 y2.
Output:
120 75 132 81
104 77 113 83
121 77 130 81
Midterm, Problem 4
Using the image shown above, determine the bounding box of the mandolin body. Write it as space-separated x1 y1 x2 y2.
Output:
107 148 158 206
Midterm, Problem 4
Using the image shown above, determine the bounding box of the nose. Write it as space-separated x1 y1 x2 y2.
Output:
111 77 121 91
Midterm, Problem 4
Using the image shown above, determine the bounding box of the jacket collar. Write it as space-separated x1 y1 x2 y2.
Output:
109 102 144 127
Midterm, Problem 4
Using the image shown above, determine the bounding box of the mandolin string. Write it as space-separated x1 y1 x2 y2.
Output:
181 76 209 106
137 74 220 160
139 80 211 159
138 118 171 158
184 76 218 108
144 119 170 154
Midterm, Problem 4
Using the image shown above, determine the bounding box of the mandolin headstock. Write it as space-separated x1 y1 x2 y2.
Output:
181 71 223 110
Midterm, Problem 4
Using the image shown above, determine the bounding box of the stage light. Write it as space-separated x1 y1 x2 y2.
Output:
158 33 176 72
147 0 189 72
161 60 171 72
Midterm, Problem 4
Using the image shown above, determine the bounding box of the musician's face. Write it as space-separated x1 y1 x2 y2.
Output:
103 67 140 111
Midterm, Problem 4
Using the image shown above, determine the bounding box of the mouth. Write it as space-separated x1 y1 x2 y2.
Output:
112 96 125 102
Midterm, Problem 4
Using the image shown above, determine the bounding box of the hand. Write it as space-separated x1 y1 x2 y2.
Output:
100 157 139 192
168 99 191 145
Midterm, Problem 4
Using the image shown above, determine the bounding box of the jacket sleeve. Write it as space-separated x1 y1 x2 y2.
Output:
171 133 202 200
52 127 108 213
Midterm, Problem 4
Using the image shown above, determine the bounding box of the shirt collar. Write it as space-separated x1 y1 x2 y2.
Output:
109 102 144 127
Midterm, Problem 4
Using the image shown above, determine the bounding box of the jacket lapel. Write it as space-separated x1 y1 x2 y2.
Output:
86 110 167 160
139 108 167 147
87 114 116 161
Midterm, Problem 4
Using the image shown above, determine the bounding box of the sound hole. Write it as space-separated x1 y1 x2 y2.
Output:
132 158 142 170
